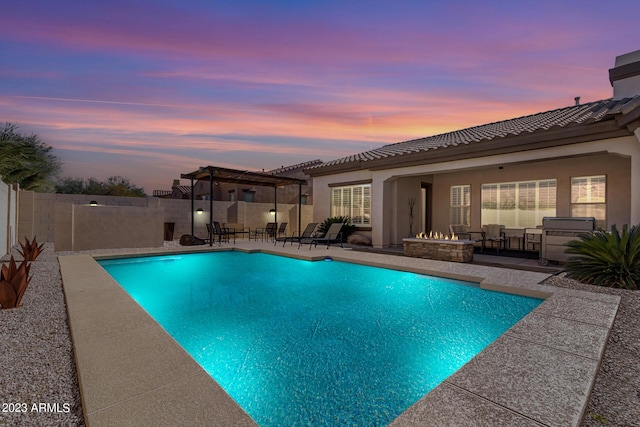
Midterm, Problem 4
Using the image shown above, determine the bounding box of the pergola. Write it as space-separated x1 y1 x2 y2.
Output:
181 166 308 245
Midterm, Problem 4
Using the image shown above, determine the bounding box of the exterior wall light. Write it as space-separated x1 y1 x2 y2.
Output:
196 208 204 215
269 209 276 215
89 201 98 206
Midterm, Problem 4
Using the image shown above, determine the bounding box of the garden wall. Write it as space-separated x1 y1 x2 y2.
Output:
18 192 314 251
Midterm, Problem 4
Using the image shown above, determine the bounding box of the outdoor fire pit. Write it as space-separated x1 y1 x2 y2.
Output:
403 231 474 263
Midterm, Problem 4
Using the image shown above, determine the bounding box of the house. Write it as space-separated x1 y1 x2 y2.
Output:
306 50 640 248
155 160 322 204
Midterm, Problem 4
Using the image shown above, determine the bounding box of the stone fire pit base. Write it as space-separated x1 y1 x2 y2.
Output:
403 238 474 263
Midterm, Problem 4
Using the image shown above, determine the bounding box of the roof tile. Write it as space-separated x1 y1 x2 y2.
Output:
309 96 640 170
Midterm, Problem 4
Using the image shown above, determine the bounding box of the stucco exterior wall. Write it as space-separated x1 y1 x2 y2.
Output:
429 152 631 233
312 135 639 248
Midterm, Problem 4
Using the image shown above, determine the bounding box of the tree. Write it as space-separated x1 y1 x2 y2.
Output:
0 123 61 191
55 176 146 197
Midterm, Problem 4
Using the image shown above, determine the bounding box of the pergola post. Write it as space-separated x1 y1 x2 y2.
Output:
274 186 278 239
298 183 302 236
190 177 195 236
209 170 214 246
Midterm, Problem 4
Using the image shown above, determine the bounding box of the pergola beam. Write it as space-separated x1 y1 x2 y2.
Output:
181 165 308 244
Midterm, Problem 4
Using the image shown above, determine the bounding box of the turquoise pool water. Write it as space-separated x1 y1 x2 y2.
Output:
99 252 542 426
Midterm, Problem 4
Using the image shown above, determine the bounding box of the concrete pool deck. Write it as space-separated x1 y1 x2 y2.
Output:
59 241 620 426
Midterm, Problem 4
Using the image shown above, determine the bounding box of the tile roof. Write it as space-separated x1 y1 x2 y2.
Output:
309 96 640 171
173 185 191 195
268 159 323 174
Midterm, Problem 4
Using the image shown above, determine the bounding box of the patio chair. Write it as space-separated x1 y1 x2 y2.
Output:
450 224 484 248
300 222 344 250
449 224 471 240
209 221 236 244
481 224 507 253
280 222 318 247
252 222 276 241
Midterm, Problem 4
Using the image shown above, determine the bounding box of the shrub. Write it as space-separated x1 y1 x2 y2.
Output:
0 257 32 309
18 236 44 261
317 216 357 242
565 224 640 290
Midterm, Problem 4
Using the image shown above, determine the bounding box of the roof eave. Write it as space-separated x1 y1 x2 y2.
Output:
308 120 630 176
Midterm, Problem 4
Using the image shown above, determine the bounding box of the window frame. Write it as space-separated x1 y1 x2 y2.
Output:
450 185 471 227
570 175 606 228
330 183 371 226
481 179 557 227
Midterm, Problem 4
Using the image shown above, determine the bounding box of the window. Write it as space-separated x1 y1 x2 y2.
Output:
331 184 371 226
571 175 606 228
242 189 255 203
450 185 470 226
228 190 236 202
481 179 556 227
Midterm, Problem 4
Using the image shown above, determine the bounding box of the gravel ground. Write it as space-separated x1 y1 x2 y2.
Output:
1 243 638 426
0 243 84 427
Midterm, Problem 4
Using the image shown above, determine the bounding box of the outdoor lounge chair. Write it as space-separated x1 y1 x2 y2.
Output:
275 222 287 239
280 222 318 247
299 222 344 250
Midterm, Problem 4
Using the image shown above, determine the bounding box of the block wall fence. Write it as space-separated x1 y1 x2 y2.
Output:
17 191 314 251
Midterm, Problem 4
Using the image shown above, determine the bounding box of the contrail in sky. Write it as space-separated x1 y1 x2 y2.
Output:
11 95 182 109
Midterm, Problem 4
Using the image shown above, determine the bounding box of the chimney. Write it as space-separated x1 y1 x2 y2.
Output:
609 49 640 99
172 179 180 188
574 96 580 105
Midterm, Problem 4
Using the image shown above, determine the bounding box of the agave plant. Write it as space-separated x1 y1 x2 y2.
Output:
565 224 640 290
0 256 32 309
317 216 357 242
18 236 44 261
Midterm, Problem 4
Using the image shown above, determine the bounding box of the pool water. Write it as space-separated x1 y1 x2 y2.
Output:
99 252 542 426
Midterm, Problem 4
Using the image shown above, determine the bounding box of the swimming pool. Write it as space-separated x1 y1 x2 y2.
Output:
99 251 542 426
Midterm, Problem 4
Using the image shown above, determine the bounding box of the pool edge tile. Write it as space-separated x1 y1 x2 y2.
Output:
389 383 545 427
85 371 258 427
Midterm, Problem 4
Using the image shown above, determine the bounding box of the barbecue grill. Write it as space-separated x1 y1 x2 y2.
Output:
539 217 596 266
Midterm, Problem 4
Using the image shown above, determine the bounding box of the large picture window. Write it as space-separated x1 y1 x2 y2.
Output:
481 179 556 227
450 185 470 226
571 175 606 228
331 184 371 226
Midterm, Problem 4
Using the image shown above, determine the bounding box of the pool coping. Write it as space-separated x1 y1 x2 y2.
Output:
59 241 621 426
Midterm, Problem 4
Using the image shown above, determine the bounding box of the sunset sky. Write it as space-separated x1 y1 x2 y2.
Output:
1 0 638 193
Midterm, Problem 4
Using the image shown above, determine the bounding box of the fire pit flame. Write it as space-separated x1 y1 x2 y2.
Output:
415 230 459 241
